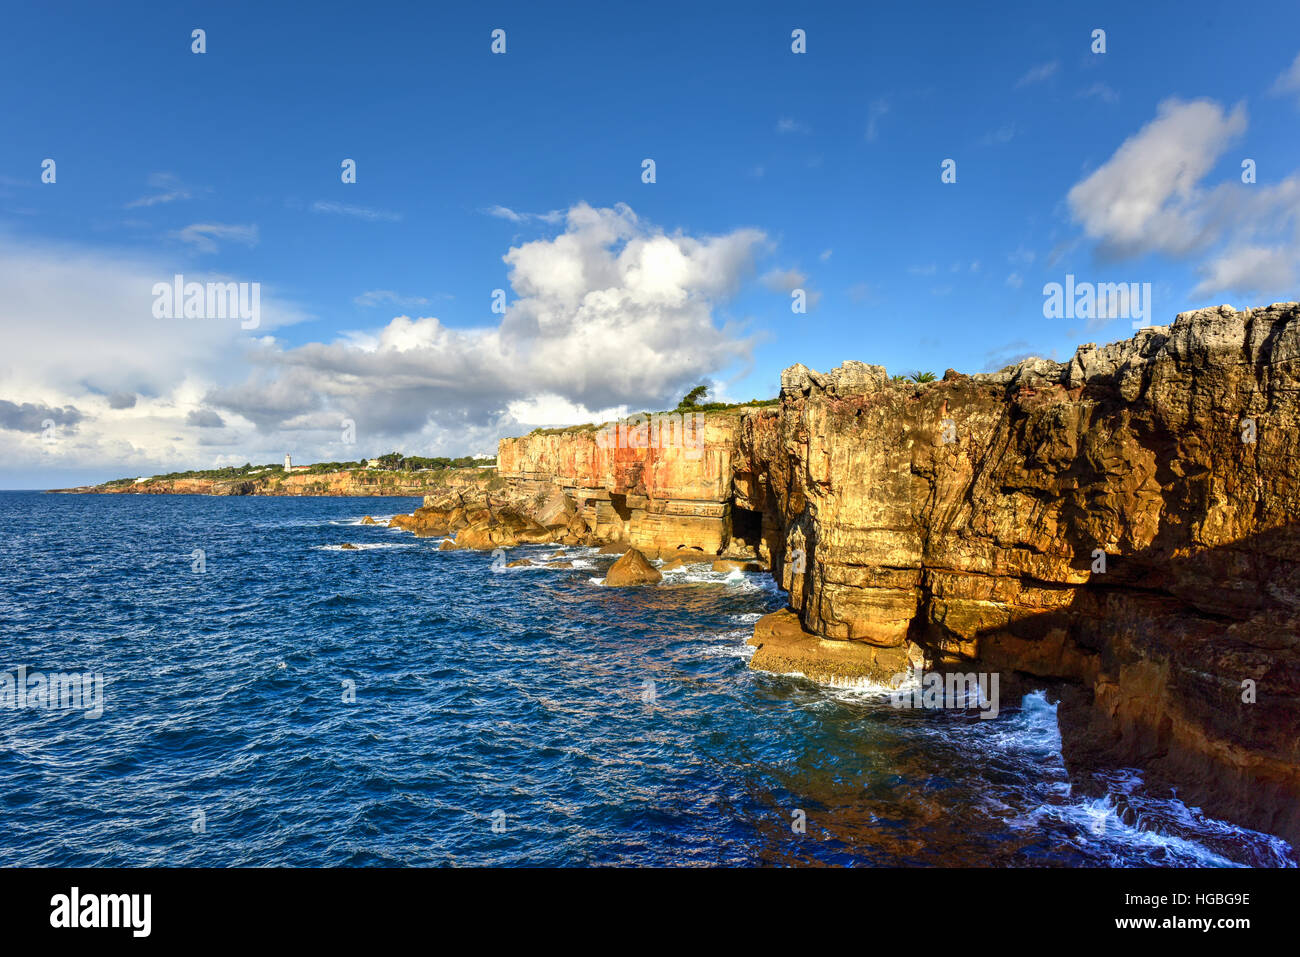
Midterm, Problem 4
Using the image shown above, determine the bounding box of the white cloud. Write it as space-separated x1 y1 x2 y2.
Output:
483 205 564 224
761 267 820 309
0 235 308 479
173 222 259 253
1193 246 1296 297
1077 82 1119 103
126 172 197 208
761 268 806 292
1272 51 1300 104
776 117 811 134
206 202 766 447
354 289 433 308
3 203 769 481
1015 61 1060 89
866 98 890 142
1006 272 1024 288
980 123 1017 146
1066 98 1247 257
310 201 402 222
1065 97 1300 299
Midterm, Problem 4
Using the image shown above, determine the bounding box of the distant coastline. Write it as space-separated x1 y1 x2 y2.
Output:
49 463 502 498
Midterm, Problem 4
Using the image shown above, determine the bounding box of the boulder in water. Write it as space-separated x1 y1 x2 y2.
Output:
604 547 662 586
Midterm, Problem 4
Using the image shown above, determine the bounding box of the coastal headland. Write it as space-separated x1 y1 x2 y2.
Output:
60 303 1300 849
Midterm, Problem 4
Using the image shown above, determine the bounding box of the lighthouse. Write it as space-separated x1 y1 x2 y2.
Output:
284 454 292 471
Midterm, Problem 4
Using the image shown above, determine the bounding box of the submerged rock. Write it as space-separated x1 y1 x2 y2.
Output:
359 516 377 525
338 543 358 550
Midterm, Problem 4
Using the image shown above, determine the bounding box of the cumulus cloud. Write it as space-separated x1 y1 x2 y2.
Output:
1 203 765 481
205 202 766 446
0 400 83 433
1065 97 1300 298
0 235 309 478
1067 99 1248 257
186 409 226 428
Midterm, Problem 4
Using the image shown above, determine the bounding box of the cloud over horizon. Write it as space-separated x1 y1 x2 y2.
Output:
0 204 766 479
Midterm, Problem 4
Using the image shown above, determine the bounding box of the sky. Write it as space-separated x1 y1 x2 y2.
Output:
2 0 1299 487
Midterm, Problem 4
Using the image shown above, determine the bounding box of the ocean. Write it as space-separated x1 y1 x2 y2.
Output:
0 491 1292 867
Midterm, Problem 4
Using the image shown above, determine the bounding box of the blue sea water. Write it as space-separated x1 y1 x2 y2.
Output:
0 491 1292 867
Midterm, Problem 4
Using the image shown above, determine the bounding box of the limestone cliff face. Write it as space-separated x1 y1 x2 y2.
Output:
496 415 755 555
735 303 1300 846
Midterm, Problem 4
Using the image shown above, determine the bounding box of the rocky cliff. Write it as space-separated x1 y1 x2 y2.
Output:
447 302 1300 849
735 302 1300 848
496 414 757 556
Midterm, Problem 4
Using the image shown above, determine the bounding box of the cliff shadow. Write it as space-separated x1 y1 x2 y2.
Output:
914 522 1300 854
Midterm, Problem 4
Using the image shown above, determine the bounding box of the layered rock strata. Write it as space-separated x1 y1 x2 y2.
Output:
396 302 1298 848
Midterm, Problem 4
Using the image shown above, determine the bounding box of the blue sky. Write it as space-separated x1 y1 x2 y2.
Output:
2 0 1299 486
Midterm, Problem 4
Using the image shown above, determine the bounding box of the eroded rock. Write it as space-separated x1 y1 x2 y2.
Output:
604 547 662 586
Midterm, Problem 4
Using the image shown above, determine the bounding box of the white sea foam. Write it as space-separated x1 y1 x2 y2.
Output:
312 546 413 553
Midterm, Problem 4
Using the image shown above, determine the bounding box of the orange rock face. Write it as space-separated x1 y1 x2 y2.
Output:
497 414 759 555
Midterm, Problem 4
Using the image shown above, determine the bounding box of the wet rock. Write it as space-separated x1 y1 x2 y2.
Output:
748 609 921 685
604 547 662 586
712 559 763 573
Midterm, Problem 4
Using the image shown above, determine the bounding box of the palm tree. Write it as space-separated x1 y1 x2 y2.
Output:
908 371 937 383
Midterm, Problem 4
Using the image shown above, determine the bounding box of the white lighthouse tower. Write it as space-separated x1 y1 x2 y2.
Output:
284 453 292 471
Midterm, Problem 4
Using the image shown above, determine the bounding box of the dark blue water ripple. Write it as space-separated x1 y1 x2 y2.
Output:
0 492 1291 867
